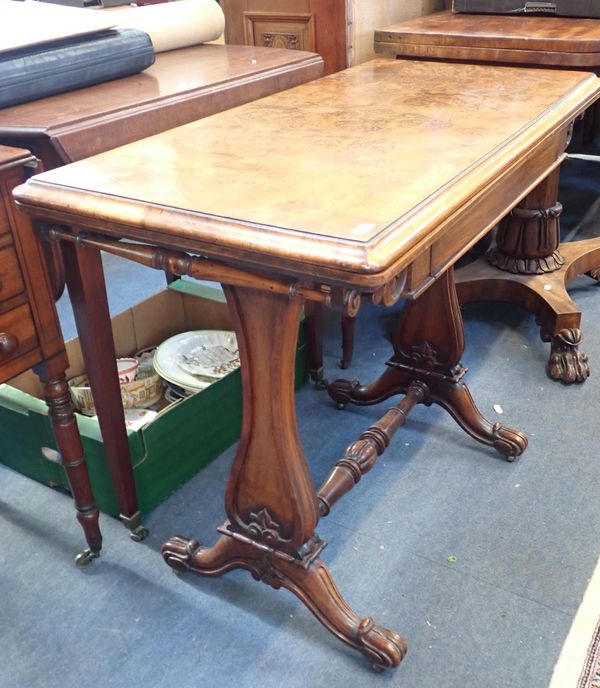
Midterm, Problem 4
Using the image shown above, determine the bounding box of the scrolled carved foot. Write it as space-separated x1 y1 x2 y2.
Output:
357 618 408 671
547 328 589 384
161 536 202 573
328 378 361 409
491 422 528 462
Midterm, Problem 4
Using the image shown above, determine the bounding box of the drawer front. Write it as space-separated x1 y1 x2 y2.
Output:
0 303 38 367
0 245 25 302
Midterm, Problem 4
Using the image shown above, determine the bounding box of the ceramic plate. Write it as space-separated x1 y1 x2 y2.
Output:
154 332 223 392
154 330 239 392
174 331 239 379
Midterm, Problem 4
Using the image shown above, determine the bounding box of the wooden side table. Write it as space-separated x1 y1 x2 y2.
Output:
14 59 600 666
0 145 101 565
374 10 600 384
0 43 324 540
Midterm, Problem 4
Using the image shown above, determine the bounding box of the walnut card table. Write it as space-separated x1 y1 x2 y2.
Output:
0 43 324 541
14 59 600 668
375 10 600 384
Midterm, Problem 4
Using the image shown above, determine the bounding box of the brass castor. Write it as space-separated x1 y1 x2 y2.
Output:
74 548 99 567
129 525 149 542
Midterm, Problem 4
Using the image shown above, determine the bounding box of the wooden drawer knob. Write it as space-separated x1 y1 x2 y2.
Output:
0 332 18 355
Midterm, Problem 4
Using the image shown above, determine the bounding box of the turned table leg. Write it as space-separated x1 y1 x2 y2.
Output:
456 167 598 384
35 356 102 565
329 268 527 461
162 286 406 670
61 238 148 541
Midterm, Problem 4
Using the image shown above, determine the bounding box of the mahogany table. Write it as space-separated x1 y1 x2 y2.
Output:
0 43 323 540
374 10 600 384
375 11 600 67
0 146 100 565
14 58 599 669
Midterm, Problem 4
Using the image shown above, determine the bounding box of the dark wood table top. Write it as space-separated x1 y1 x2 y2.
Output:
15 58 600 290
375 10 600 66
0 44 324 165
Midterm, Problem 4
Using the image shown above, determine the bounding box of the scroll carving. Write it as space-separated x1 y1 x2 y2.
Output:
247 508 282 547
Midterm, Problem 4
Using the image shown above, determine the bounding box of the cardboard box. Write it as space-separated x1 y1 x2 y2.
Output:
452 0 600 17
0 281 308 517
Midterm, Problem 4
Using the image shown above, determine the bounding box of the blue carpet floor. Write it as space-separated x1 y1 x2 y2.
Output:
2 161 600 687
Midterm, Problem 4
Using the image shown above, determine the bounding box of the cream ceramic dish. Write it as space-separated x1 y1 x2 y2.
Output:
154 330 238 390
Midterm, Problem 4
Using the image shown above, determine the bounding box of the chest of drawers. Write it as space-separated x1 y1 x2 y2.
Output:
0 147 51 378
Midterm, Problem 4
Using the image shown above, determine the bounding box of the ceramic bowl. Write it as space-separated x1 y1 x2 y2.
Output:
69 372 163 416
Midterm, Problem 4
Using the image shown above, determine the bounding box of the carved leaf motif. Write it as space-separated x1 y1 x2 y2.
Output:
248 508 281 547
407 340 438 371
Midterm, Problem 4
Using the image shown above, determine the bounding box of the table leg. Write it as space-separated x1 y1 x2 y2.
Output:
61 238 148 541
340 314 355 370
328 268 527 461
162 286 406 670
304 300 327 387
34 355 102 565
456 168 599 384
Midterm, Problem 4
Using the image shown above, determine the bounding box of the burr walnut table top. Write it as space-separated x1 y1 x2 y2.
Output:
14 58 600 289
375 11 600 67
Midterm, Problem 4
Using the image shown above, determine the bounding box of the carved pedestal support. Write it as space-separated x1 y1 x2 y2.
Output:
456 169 600 384
488 202 564 274
328 269 527 461
162 286 406 670
35 358 102 565
488 167 563 275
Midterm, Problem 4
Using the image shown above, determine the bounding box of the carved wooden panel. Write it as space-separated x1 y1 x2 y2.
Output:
243 12 315 52
220 0 347 75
